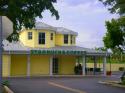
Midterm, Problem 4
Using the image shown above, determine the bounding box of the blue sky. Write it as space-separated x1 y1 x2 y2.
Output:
37 0 117 48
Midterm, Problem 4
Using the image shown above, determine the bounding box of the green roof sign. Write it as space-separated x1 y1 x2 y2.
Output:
30 50 84 55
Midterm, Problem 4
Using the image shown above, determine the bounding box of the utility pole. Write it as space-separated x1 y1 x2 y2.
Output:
0 16 3 93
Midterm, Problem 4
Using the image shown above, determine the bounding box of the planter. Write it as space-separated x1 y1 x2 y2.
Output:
106 71 112 76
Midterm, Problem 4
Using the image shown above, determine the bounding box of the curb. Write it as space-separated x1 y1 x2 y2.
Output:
98 81 125 88
4 86 14 93
4 75 107 79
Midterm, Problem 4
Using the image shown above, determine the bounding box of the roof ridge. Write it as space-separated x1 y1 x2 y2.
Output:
35 22 55 28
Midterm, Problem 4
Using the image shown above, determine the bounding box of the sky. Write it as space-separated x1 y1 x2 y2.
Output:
36 0 117 48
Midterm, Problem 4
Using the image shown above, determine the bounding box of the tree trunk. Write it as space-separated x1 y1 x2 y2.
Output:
121 52 123 62
0 16 3 92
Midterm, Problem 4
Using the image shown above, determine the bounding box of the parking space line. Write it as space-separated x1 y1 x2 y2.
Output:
48 81 87 93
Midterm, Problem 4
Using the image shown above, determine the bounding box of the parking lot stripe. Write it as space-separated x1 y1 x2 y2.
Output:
48 81 87 93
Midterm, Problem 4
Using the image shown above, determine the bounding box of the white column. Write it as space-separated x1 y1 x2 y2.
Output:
82 55 86 75
103 56 107 76
27 54 30 76
50 56 53 76
93 57 97 75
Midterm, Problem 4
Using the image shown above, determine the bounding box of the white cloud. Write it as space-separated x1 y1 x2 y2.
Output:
37 0 118 48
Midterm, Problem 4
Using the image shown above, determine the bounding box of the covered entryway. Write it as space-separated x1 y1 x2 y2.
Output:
7 46 109 77
58 55 76 75
85 56 104 75
50 55 77 75
81 53 108 76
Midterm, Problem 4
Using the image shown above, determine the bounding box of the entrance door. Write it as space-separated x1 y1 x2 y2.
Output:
52 58 59 74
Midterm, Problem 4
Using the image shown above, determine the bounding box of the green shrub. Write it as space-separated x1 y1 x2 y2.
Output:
121 77 125 85
90 68 93 71
119 67 125 71
96 68 101 72
122 81 125 85
2 80 10 87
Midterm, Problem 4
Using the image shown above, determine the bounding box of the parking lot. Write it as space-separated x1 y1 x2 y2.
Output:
4 75 125 93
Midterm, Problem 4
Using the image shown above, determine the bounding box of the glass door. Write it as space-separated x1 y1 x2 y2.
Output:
52 58 59 75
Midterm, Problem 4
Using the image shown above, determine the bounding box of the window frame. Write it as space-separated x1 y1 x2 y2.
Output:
38 32 45 45
50 33 53 40
73 36 75 44
28 32 32 40
71 35 73 44
64 34 68 44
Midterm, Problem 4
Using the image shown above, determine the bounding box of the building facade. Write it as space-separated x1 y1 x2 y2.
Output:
2 22 108 77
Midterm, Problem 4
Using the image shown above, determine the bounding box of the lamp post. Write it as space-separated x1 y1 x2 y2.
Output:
0 16 3 92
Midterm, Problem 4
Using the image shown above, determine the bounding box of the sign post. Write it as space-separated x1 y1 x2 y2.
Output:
0 16 3 92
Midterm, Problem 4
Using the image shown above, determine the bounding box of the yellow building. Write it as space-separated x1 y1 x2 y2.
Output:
2 22 109 77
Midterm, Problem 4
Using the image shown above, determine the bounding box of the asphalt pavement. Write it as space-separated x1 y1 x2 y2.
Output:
4 76 125 93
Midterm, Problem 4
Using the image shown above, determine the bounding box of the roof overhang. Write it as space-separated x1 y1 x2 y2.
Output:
86 52 111 57
3 50 110 57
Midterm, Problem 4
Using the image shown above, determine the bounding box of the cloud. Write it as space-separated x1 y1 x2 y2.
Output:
37 0 118 48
